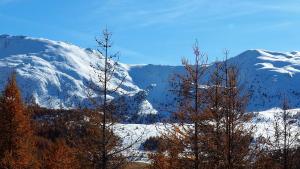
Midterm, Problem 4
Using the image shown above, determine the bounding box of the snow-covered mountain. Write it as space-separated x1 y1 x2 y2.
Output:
130 49 300 112
1 35 300 119
0 35 156 121
226 49 300 111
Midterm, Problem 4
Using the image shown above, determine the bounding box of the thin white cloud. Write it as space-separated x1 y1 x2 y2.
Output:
124 0 203 27
89 0 205 28
0 0 20 5
94 0 300 29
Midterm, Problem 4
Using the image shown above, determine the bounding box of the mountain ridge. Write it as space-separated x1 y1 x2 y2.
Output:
1 35 300 117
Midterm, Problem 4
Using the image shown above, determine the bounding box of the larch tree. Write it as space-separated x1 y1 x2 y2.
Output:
151 47 255 169
42 139 78 169
173 41 208 169
217 52 253 169
83 28 142 169
203 61 226 168
151 41 209 169
198 52 254 169
0 72 38 169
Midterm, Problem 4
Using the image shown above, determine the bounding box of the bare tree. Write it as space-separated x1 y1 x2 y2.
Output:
203 61 225 168
271 97 300 169
222 63 253 169
174 41 208 169
199 51 254 169
150 41 209 169
83 28 143 169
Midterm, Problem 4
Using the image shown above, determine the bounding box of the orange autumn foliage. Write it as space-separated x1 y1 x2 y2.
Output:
0 73 38 169
41 139 78 169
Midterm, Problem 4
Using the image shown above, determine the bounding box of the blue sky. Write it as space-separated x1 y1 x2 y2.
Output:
0 0 300 65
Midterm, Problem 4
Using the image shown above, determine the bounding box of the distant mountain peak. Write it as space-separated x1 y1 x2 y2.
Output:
1 35 300 117
0 35 157 122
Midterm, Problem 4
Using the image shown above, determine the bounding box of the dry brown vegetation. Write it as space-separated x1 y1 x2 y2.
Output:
124 162 149 169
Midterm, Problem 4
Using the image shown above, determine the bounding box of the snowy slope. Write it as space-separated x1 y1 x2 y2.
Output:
0 35 156 119
114 108 300 162
220 49 300 111
129 49 300 112
1 35 300 117
2 35 300 162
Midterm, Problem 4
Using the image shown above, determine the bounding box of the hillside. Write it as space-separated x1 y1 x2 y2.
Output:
130 49 300 112
1 35 300 117
0 35 156 121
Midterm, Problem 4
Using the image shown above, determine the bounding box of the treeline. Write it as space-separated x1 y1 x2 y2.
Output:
0 73 124 169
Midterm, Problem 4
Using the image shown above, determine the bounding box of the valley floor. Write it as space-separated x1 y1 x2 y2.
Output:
114 107 300 162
